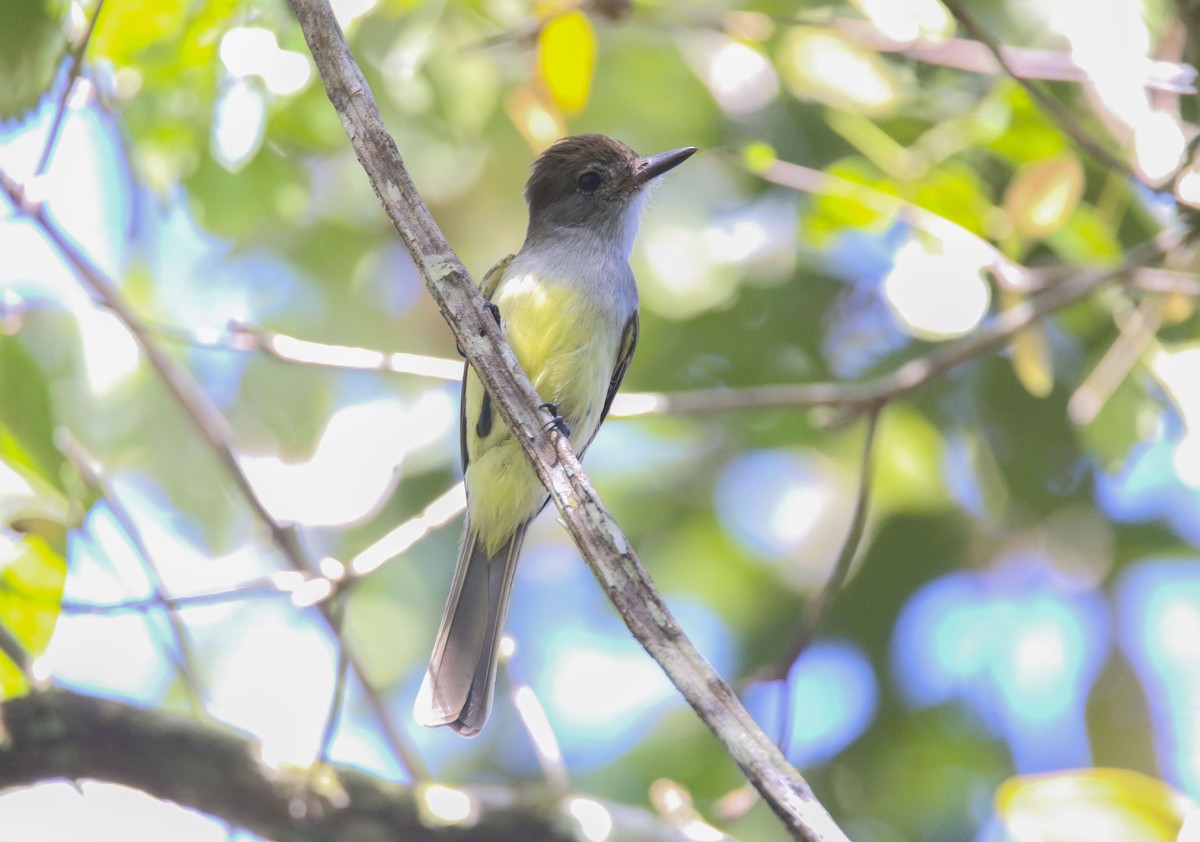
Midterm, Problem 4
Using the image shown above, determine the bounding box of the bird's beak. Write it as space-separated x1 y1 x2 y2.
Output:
631 146 698 187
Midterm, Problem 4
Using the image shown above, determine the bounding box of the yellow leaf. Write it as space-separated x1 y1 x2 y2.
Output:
1162 292 1194 325
1012 325 1054 397
996 768 1195 842
538 10 596 114
742 141 778 175
1004 153 1085 239
0 534 67 698
1004 290 1054 397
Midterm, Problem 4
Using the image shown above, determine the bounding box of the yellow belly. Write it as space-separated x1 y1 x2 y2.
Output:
463 274 619 555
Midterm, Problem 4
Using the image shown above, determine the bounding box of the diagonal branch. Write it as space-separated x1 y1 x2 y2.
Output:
940 0 1135 180
35 0 107 176
286 1 849 839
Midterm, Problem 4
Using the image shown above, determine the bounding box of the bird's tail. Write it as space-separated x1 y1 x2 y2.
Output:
414 518 528 737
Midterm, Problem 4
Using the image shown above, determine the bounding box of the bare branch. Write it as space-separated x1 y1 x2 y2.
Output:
35 0 107 176
57 430 207 714
781 408 881 679
0 688 712 842
832 17 1196 94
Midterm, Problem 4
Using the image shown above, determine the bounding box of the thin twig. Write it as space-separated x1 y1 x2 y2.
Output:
58 430 207 714
60 582 295 614
1068 295 1164 425
778 406 881 695
0 169 428 783
771 408 880 759
940 0 1135 180
318 598 350 764
35 0 107 176
832 17 1196 94
225 321 463 380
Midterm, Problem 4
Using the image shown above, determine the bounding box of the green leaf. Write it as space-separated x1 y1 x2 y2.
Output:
0 335 67 496
0 534 68 699
0 0 65 120
1081 371 1145 469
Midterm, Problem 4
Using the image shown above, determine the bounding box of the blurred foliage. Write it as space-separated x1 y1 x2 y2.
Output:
996 768 1196 842
0 0 65 120
3 0 1200 840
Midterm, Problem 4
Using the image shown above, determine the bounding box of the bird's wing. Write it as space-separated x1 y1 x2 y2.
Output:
460 254 515 473
578 311 638 457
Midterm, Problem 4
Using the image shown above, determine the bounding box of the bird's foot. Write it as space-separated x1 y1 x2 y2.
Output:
540 403 570 438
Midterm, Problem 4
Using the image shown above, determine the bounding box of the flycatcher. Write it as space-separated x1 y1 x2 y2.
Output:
415 134 696 736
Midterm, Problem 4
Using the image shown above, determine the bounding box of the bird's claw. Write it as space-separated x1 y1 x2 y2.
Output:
540 403 570 437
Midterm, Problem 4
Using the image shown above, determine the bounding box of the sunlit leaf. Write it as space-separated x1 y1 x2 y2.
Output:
1045 203 1122 263
537 10 596 114
802 157 890 244
1162 292 1195 325
1010 323 1054 398
872 406 949 512
1001 290 1055 398
912 161 994 238
996 768 1195 842
742 141 777 176
92 0 186 67
0 535 68 698
1004 153 1085 240
0 336 67 496
778 27 905 115
987 83 1069 164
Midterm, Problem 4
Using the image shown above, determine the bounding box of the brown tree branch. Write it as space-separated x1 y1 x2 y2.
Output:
286 0 849 839
0 688 715 842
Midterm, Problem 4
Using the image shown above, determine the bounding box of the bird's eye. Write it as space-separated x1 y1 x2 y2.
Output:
577 171 602 193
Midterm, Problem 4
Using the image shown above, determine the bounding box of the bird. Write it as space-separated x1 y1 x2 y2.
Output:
414 134 696 737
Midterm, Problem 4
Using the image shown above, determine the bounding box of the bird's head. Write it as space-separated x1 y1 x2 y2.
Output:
523 134 696 248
